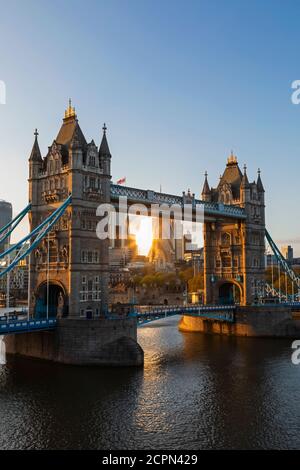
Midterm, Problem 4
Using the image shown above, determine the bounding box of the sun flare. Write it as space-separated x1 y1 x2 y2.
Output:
131 216 153 256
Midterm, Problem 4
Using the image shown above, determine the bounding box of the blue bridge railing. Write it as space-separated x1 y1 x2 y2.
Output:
0 318 57 335
0 305 235 335
125 304 236 326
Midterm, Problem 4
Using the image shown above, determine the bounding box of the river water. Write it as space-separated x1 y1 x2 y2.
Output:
0 317 299 450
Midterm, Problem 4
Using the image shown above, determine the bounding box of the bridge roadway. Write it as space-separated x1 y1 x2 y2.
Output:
130 302 300 326
124 304 236 326
0 305 236 335
1 302 300 335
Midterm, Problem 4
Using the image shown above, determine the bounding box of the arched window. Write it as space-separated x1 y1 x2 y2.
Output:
221 232 231 246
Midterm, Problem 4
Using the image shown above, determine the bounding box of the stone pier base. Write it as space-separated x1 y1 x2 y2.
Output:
179 305 300 338
5 318 144 367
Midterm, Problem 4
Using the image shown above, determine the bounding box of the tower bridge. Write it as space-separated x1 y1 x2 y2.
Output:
1 102 300 366
25 102 264 318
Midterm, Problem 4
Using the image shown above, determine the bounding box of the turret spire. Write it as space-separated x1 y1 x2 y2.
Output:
29 128 42 162
64 98 76 119
202 171 210 195
257 168 265 192
227 150 238 165
201 171 211 201
241 163 249 188
99 123 111 157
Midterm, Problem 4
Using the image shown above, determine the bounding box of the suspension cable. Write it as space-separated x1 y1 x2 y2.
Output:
0 195 72 279
0 203 31 248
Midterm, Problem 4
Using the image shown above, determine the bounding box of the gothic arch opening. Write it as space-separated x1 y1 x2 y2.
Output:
221 232 231 246
34 281 68 318
218 282 241 305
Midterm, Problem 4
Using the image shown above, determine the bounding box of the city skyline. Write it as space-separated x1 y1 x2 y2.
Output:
1 0 300 254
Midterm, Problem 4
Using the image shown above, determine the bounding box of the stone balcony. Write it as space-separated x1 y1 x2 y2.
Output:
83 187 103 201
42 189 68 203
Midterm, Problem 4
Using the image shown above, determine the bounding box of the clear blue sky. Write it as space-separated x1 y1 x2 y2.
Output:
0 0 300 253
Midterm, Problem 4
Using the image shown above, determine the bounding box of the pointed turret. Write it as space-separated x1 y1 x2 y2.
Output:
202 171 210 193
241 164 249 188
29 129 42 162
257 168 264 192
99 123 111 178
99 123 111 158
202 171 211 201
28 129 43 201
240 164 251 205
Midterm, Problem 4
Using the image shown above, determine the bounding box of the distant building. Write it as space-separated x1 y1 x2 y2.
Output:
0 244 29 301
0 200 12 252
281 245 293 264
109 233 138 268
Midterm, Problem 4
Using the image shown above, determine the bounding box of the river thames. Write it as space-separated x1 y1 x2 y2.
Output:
0 317 299 450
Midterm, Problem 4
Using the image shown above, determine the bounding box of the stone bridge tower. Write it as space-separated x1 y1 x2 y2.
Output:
28 101 111 318
201 153 265 306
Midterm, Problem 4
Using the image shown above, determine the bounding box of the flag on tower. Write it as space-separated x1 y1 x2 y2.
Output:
117 177 126 185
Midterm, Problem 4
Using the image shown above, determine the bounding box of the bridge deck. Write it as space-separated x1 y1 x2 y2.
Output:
1 302 299 334
128 305 237 326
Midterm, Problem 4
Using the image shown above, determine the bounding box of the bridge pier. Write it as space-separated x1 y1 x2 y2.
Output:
179 305 300 337
5 318 144 367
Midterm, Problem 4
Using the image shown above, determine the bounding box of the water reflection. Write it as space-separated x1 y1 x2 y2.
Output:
0 317 299 449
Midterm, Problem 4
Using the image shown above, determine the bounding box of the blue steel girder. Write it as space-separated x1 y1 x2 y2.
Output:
0 203 31 249
0 195 72 279
110 184 247 220
265 229 300 289
127 305 236 326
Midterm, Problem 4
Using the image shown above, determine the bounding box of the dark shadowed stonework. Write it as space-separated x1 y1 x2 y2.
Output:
179 305 300 337
5 318 144 366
